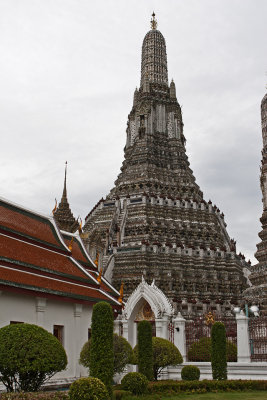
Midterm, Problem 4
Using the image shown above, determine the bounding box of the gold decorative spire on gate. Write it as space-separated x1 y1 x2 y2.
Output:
205 311 215 325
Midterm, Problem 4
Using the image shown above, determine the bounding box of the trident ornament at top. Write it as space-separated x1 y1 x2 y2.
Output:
150 12 157 30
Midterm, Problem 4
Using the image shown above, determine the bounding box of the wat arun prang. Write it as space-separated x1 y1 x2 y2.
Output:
83 14 249 317
244 91 267 314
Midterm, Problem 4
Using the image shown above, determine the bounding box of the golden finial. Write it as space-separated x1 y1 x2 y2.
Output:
150 12 157 30
118 282 124 304
68 236 74 251
97 267 102 283
205 311 215 326
94 253 99 267
52 198 57 215
78 217 83 234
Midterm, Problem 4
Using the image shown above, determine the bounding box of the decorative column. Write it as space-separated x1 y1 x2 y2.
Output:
74 304 83 378
35 297 46 327
173 312 186 361
236 311 251 363
121 319 129 341
114 317 121 335
155 314 169 339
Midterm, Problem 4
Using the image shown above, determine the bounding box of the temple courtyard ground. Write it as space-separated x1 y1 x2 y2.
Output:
125 392 267 400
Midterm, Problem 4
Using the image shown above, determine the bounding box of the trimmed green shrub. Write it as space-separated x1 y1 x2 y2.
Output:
121 372 148 395
133 337 183 380
188 337 237 362
181 365 200 381
147 379 267 394
152 337 183 380
137 321 153 381
211 322 227 380
0 323 67 392
80 333 133 375
0 393 68 400
69 377 108 400
112 389 131 400
90 302 114 398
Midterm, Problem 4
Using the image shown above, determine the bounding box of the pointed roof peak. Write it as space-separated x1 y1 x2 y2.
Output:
53 162 79 233
63 161 67 199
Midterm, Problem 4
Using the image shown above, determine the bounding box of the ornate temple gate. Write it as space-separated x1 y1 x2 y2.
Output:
185 313 237 361
249 316 267 361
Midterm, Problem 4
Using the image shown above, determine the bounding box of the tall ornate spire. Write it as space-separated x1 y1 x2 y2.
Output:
83 18 249 315
53 162 79 233
243 90 267 314
140 13 168 88
63 161 67 198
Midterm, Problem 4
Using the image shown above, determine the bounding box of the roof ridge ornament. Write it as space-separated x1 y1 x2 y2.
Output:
150 11 157 30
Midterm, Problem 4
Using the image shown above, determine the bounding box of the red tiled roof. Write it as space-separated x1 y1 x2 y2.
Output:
62 233 96 269
61 233 119 297
0 200 66 251
0 265 114 303
0 234 88 280
0 197 121 307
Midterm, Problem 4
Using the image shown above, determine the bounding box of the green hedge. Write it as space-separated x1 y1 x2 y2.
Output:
0 392 68 400
112 389 131 400
147 379 267 394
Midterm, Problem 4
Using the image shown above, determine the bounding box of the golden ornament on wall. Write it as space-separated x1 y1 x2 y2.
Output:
205 311 215 325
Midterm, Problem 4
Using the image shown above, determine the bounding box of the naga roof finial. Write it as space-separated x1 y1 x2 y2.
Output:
150 11 157 30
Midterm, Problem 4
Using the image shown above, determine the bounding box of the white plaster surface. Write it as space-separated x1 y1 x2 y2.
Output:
0 290 91 389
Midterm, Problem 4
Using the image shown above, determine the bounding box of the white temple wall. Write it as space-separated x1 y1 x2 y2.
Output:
0 290 91 385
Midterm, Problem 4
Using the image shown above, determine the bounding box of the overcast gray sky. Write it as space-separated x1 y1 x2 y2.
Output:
0 0 266 263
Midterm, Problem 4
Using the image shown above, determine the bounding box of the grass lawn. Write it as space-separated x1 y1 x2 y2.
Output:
124 392 267 400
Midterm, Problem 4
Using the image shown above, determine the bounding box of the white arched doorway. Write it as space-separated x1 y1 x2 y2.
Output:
115 277 174 347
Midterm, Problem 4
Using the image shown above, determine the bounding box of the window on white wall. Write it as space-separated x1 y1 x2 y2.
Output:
53 325 64 345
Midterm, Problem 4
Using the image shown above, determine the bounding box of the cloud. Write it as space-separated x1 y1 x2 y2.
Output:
0 0 266 264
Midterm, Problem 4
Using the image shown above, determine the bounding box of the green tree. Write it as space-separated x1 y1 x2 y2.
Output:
90 301 114 398
133 337 183 380
137 321 153 381
0 323 67 392
79 333 133 375
211 322 227 380
188 337 237 362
